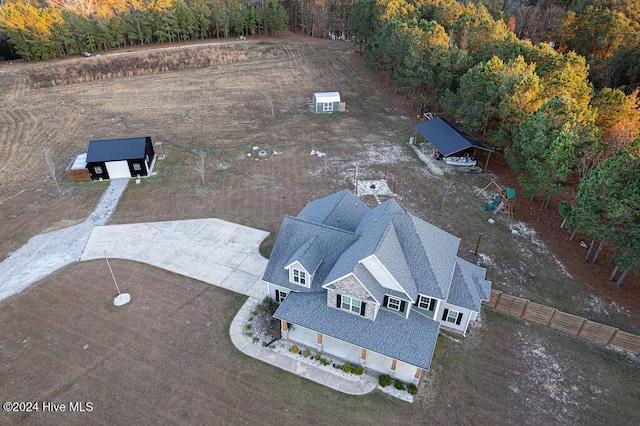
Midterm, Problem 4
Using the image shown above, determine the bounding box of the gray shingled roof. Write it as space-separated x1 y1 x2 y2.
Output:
447 257 492 311
408 215 460 300
263 216 358 292
274 292 440 371
298 189 368 232
86 137 148 162
374 223 418 302
285 236 323 276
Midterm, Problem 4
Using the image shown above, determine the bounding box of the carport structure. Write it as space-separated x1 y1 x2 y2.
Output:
414 117 496 171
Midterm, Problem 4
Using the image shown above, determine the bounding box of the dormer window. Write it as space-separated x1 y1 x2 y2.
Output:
292 269 306 285
383 295 406 313
386 296 402 311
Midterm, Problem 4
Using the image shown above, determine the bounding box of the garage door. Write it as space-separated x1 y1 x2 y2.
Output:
105 160 131 179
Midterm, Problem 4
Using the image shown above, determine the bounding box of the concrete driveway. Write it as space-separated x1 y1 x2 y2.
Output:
81 219 270 298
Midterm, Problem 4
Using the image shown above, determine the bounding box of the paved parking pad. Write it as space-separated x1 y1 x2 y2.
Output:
81 218 270 297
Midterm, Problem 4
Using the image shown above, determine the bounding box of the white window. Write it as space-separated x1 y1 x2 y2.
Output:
418 295 436 312
386 296 401 311
341 295 361 314
292 269 306 285
94 166 103 174
442 308 463 325
322 102 333 112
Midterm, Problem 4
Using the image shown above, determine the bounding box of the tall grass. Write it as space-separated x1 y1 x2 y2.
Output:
28 43 278 87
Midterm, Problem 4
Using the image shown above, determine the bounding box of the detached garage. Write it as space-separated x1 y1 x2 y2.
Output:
86 137 155 181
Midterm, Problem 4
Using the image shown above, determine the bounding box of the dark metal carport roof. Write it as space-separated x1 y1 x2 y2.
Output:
86 137 148 163
414 117 495 157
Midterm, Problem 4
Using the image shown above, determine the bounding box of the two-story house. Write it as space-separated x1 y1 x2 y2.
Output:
262 189 491 383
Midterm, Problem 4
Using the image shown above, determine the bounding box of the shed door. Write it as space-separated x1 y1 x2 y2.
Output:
105 160 131 179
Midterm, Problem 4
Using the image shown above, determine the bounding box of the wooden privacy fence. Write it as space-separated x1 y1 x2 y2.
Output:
483 289 640 355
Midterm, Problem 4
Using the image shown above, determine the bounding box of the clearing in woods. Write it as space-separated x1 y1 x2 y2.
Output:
0 33 638 424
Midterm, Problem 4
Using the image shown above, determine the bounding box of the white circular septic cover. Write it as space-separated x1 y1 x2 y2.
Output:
258 150 267 157
114 293 131 306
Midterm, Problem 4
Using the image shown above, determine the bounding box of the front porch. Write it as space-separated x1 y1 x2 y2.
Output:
282 321 422 384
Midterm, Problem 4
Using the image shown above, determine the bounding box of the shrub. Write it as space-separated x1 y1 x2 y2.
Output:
245 332 252 337
243 324 252 330
321 358 330 366
407 384 418 395
251 310 258 316
314 353 322 361
341 363 352 374
353 365 364 375
290 345 299 354
333 363 342 369
252 337 259 343
379 374 392 387
302 348 312 358
262 341 268 347
248 316 254 321
394 379 405 391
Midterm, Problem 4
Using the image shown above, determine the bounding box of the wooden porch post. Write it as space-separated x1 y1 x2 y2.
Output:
317 333 323 345
390 359 398 378
360 348 367 364
281 320 288 331
413 367 422 385
484 151 492 172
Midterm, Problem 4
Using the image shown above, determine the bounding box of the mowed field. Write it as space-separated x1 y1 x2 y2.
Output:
1 34 639 424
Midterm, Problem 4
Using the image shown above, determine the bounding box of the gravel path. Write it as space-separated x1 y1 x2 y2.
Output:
0 179 128 301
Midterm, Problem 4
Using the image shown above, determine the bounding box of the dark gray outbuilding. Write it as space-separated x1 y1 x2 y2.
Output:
85 137 155 180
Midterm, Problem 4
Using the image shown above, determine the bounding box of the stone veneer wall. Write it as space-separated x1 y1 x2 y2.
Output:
327 275 377 321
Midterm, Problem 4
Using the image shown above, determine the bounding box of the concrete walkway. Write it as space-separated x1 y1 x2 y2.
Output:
0 178 128 301
229 297 379 395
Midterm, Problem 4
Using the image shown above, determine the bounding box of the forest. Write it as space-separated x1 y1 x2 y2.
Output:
1 0 639 284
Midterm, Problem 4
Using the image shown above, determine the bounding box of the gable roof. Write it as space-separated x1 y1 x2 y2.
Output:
264 190 490 308
86 137 149 163
274 292 440 371
297 189 368 232
414 117 494 157
262 216 358 292
447 258 492 312
285 236 323 276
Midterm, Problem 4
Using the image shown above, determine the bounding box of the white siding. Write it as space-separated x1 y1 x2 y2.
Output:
360 256 404 292
435 302 473 336
285 261 311 288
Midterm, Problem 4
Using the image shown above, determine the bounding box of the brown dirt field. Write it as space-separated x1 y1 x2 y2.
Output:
1 33 639 424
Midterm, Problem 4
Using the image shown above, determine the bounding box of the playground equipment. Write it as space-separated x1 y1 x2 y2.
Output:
480 181 517 218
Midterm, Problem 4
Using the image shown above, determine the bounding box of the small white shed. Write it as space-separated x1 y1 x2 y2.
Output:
312 92 342 113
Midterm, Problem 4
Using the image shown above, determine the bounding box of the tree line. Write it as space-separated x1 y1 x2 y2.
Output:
0 0 289 60
351 0 639 286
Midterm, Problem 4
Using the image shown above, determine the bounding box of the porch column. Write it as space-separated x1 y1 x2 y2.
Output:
360 348 367 365
413 367 422 385
317 333 323 351
281 320 289 339
390 359 397 378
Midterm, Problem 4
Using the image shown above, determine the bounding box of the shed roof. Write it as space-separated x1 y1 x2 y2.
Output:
414 118 494 157
314 92 341 103
86 137 149 163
